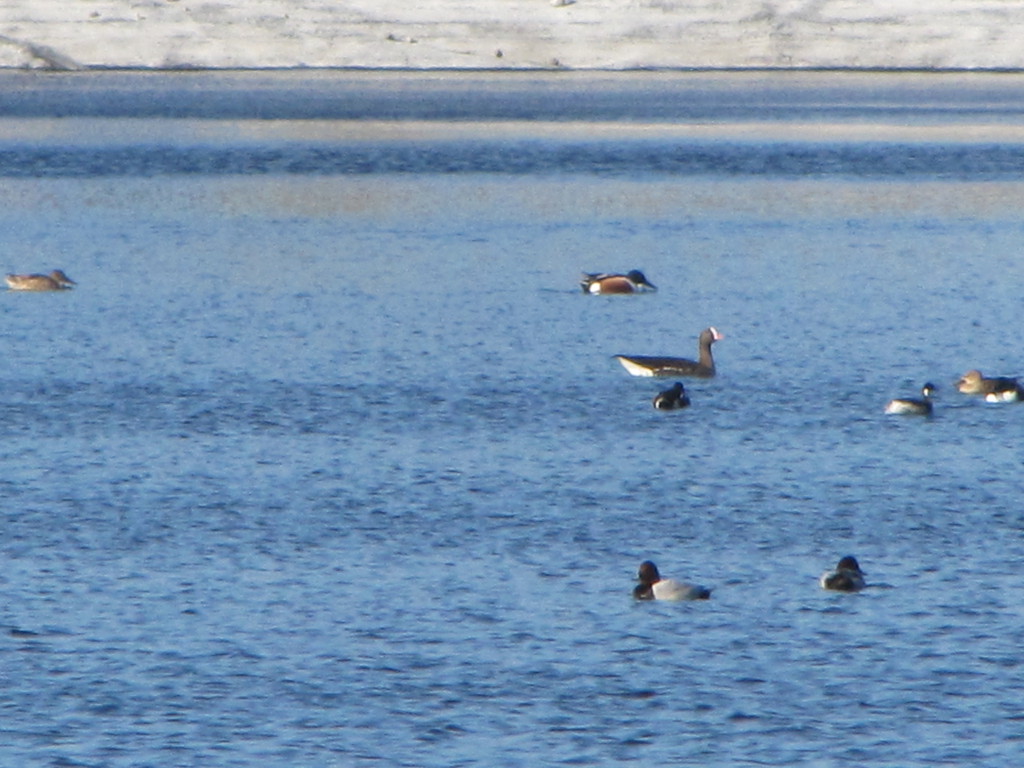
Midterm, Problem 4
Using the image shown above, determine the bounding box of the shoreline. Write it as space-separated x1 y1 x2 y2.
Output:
6 65 1024 75
2 1 1023 72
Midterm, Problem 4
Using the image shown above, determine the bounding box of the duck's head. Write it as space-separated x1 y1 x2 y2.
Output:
836 555 863 574
637 560 661 586
50 269 75 286
957 370 983 393
625 270 656 291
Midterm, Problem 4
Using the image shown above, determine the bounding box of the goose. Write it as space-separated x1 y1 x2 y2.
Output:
616 327 723 378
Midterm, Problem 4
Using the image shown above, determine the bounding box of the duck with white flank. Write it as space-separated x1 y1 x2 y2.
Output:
616 326 723 378
580 270 657 295
652 382 690 410
819 556 866 592
633 560 711 601
884 382 936 415
956 369 1024 402
5 269 76 291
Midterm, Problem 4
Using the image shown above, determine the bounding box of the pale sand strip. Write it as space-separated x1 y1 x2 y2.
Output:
0 1 1022 71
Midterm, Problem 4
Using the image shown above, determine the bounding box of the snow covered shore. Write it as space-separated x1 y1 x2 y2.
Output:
0 0 1022 71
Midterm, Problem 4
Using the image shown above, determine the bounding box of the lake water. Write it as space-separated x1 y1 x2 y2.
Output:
2 71 1024 767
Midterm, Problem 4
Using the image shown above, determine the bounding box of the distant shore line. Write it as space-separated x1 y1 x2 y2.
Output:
6 64 1024 72
4 65 1024 74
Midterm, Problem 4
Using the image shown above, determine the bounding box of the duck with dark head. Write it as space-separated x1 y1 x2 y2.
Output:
633 560 711 601
884 382 936 415
652 382 690 410
580 269 657 295
819 556 866 592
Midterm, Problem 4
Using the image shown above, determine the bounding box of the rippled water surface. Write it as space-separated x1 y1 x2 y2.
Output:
2 71 1024 767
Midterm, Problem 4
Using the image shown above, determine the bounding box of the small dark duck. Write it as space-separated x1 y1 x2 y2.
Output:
884 382 935 415
652 382 690 410
819 556 866 592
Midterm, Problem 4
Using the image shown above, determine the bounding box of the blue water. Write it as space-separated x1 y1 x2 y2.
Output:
2 71 1024 767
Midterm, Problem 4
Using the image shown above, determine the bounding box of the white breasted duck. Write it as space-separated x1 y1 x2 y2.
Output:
617 327 723 378
652 382 690 410
884 382 936 415
956 369 1023 402
5 269 76 291
633 560 711 601
580 270 657 295
819 556 866 592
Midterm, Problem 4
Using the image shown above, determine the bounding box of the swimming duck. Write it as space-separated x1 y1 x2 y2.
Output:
819 556 866 592
580 270 657 294
652 382 690 410
5 269 76 291
956 369 1023 402
616 327 723 378
633 560 711 601
884 382 936 415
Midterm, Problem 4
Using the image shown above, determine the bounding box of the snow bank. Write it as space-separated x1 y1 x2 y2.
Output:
0 0 1021 71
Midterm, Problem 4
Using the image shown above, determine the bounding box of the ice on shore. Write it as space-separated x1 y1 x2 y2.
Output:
0 0 1021 71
